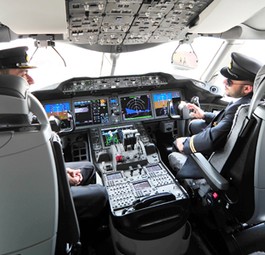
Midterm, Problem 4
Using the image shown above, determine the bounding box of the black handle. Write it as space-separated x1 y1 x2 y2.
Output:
133 192 175 210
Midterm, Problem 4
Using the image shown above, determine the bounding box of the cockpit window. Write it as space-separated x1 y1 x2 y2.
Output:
0 37 264 96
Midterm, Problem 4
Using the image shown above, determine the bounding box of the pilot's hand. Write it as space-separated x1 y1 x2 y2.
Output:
175 137 187 153
66 168 83 186
186 103 205 119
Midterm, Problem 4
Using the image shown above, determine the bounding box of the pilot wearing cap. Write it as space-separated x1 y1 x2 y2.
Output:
168 52 263 179
0 45 109 253
0 46 35 85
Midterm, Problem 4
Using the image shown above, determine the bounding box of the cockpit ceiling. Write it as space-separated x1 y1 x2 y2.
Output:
2 0 265 52
67 0 213 47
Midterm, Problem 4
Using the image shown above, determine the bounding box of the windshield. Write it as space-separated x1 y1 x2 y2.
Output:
0 37 265 95
0 37 223 88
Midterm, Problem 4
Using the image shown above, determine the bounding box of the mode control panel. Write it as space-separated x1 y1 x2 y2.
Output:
103 163 188 216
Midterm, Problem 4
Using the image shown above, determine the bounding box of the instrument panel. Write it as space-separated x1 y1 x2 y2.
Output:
42 90 182 129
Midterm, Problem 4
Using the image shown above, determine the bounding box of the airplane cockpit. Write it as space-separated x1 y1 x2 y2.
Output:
1 1 265 255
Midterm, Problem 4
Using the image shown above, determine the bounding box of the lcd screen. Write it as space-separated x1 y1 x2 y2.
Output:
101 125 133 147
133 181 151 191
153 91 181 117
120 94 153 121
146 164 162 173
101 127 122 147
44 102 70 120
106 172 122 181
74 99 109 126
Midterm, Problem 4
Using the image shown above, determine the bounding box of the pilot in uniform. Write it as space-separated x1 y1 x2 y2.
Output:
0 46 109 253
168 52 263 179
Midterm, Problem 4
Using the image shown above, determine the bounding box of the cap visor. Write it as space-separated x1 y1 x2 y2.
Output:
18 65 36 69
220 67 239 80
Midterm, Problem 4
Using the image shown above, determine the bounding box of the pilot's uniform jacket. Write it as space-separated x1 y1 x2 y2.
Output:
182 93 252 156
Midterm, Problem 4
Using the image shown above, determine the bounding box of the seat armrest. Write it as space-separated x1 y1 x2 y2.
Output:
191 153 229 191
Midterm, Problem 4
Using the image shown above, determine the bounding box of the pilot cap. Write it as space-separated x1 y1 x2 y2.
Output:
0 46 36 69
221 52 262 82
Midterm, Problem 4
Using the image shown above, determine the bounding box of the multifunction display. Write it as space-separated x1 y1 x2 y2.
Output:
120 94 153 121
153 91 182 117
101 125 133 147
44 102 71 120
74 99 109 126
43 90 182 128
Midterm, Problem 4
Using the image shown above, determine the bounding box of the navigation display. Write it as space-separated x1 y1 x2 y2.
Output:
74 99 109 126
153 91 181 117
120 94 153 121
44 102 70 119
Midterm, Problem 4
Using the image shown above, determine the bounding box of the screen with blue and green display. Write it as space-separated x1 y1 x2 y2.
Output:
101 125 133 147
120 94 153 121
44 102 70 119
152 91 181 117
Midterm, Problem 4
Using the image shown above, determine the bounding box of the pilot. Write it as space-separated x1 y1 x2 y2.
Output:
168 52 263 179
0 46 109 254
0 46 35 84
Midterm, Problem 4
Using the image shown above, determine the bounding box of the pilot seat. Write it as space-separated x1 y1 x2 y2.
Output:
0 75 80 255
179 65 265 255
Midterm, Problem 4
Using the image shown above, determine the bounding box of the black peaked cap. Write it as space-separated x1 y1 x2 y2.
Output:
221 52 262 82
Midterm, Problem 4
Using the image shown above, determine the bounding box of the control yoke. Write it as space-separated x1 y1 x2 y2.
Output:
49 111 75 135
167 98 190 137
190 96 200 108
167 98 189 120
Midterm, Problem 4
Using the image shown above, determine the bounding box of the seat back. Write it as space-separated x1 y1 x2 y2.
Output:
207 65 265 223
52 133 81 255
0 75 80 254
0 75 58 254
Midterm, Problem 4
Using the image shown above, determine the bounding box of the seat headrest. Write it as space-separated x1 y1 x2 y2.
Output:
0 75 30 116
247 65 265 119
0 74 29 99
253 65 265 94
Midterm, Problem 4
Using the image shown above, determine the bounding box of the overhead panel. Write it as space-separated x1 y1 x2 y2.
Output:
67 0 214 46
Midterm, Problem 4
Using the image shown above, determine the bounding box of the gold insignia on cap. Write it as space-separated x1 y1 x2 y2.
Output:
228 60 233 70
26 54 29 63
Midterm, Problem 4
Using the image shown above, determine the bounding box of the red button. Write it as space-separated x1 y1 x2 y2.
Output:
116 155 123 162
212 192 218 199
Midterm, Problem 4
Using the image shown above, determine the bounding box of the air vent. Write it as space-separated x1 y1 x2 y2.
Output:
209 86 218 94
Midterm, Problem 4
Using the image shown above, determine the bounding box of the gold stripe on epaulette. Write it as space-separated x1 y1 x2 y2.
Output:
190 135 197 153
213 121 218 126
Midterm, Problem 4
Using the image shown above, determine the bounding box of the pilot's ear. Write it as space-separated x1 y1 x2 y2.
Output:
244 84 254 94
